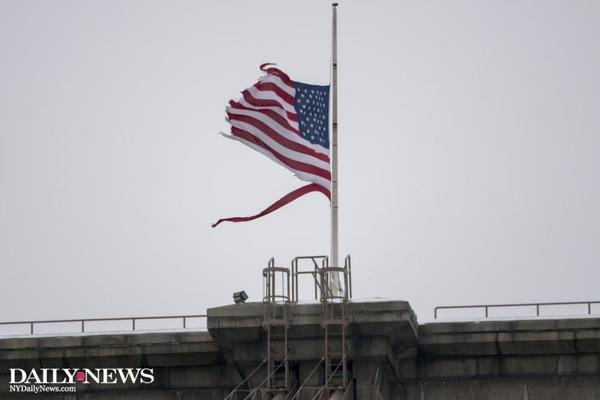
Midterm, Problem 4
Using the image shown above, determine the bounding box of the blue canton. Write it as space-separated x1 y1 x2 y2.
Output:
293 82 330 149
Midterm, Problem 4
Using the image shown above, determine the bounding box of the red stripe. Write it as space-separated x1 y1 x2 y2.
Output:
241 90 298 122
259 63 294 87
231 127 331 181
212 183 330 228
253 81 294 105
227 112 330 163
229 100 300 135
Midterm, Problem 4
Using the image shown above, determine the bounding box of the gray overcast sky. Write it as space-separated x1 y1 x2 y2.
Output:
1 0 599 325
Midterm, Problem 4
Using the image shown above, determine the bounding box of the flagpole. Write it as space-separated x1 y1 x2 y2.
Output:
331 3 339 275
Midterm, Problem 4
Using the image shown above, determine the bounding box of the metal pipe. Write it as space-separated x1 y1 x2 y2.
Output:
345 254 352 299
311 359 343 400
241 359 286 400
330 1 340 284
314 263 318 300
224 359 267 400
288 358 324 400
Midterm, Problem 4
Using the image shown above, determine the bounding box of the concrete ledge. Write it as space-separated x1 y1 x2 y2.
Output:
0 331 214 351
0 331 221 370
394 376 600 400
419 317 600 357
408 317 600 381
208 300 417 342
421 317 600 334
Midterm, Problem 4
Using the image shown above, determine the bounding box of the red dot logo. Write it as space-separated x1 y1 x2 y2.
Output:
75 370 86 382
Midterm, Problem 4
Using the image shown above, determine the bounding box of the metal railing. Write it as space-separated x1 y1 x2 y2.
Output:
263 257 291 304
290 254 352 303
291 255 329 303
434 300 600 319
0 314 207 336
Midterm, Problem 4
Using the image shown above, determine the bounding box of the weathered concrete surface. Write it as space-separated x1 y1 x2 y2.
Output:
208 300 418 399
416 318 600 378
0 331 226 400
208 300 418 364
1 302 599 399
394 377 600 400
392 317 600 399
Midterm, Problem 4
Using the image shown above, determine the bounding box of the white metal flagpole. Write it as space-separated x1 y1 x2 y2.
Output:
330 2 341 294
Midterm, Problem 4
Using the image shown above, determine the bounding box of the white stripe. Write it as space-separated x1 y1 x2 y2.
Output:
237 97 299 131
258 75 295 98
247 86 296 115
223 134 331 191
227 106 330 158
228 119 331 171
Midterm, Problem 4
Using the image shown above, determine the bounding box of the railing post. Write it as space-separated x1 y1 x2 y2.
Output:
183 317 187 329
348 255 352 298
536 304 540 316
30 323 34 335
314 262 318 301
132 319 136 331
588 303 592 315
485 306 488 318
81 320 85 333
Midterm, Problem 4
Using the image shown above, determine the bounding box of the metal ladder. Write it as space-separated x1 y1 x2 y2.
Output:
320 256 351 392
226 255 354 400
290 255 354 400
263 258 292 394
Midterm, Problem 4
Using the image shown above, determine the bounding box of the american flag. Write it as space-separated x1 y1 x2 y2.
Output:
212 64 330 227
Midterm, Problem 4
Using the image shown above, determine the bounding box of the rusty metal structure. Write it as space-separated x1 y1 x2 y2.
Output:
263 257 292 393
226 254 353 400
291 255 352 395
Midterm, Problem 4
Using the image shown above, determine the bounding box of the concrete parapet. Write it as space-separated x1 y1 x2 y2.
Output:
1 302 599 399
